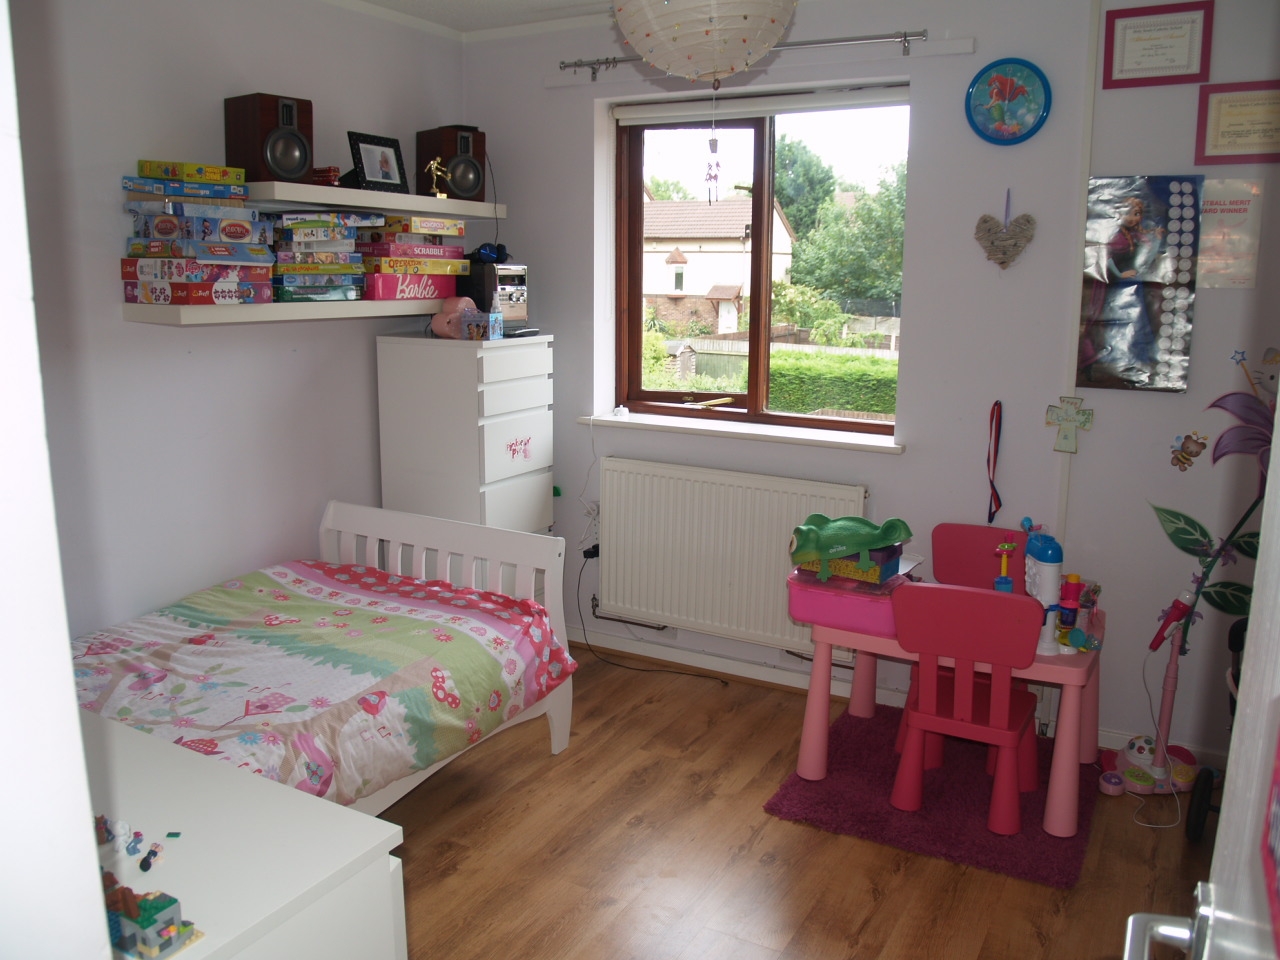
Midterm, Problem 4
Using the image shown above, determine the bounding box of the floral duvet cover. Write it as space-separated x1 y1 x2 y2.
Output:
72 561 576 805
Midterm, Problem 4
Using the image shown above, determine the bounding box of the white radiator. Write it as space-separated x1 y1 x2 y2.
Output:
598 458 867 653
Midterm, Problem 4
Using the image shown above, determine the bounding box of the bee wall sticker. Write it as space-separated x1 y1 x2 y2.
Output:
1171 431 1208 471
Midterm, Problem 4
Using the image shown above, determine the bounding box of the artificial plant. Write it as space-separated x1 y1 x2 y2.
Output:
1153 369 1274 651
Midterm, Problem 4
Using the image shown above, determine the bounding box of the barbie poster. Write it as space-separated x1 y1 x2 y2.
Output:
1077 175 1204 392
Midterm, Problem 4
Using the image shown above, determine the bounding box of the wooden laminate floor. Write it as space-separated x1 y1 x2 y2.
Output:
381 648 1214 960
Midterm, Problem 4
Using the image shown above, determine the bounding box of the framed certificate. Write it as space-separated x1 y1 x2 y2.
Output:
1196 80 1280 165
1102 1 1213 89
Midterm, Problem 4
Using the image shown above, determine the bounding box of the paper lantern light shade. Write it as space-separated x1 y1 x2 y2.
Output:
615 0 798 85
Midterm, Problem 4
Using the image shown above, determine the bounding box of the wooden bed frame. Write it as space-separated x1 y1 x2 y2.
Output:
318 500 573 815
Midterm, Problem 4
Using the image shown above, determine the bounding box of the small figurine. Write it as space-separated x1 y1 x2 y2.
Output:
424 156 451 198
139 842 163 872
125 830 144 856
95 815 111 845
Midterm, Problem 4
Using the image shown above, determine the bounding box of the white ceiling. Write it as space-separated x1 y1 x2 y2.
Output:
336 0 614 36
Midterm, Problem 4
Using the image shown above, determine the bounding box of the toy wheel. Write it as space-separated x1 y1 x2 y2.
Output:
1186 767 1216 842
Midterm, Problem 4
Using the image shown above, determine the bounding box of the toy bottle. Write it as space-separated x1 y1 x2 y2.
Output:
1056 573 1085 654
1023 521 1063 657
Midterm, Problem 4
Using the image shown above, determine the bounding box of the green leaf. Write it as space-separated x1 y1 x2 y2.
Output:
1202 581 1253 617
1231 531 1261 560
116 707 132 718
1152 505 1213 557
169 683 186 696
284 704 310 712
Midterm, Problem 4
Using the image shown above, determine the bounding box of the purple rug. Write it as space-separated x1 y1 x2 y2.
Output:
764 707 1097 888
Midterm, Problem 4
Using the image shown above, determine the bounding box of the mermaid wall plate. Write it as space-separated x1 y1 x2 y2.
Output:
966 58 1052 145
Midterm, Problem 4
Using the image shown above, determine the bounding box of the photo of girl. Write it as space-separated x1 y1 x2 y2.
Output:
1077 176 1203 392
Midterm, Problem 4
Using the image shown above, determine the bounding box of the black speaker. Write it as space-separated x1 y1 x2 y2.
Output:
416 125 485 201
224 94 313 183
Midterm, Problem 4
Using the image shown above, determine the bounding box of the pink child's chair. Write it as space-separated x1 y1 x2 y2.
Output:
894 522 1034 762
932 522 1028 593
888 581 1044 835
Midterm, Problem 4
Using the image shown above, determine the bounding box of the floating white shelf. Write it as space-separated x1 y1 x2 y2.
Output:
122 181 501 326
122 299 437 326
243 181 506 219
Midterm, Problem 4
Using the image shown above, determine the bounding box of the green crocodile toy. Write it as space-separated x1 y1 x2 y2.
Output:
789 514 913 582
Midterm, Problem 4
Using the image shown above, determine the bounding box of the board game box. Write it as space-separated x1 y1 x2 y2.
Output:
275 250 362 264
122 176 248 199
277 225 358 242
125 201 260 220
272 273 364 287
124 280 274 306
137 160 246 184
355 230 443 245
275 239 357 253
273 262 365 274
363 273 457 300
354 242 464 259
380 215 464 236
274 286 362 302
123 238 275 263
276 211 385 228
131 214 269 244
362 257 469 275
122 258 272 283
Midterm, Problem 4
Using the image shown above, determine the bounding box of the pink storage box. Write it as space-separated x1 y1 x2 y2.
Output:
787 568 899 638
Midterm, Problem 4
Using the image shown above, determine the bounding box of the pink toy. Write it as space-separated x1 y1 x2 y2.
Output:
1058 573 1084 628
1100 587 1199 795
430 296 477 338
994 541 1018 592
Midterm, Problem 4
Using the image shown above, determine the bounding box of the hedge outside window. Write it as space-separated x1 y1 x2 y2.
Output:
614 94 909 435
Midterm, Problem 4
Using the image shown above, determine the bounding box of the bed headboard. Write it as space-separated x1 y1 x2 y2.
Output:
318 501 567 643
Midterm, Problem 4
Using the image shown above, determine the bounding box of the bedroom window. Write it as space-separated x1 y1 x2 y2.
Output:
615 89 909 434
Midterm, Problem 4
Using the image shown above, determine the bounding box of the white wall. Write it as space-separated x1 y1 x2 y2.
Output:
12 0 466 636
13 19 1279 948
0 0 108 952
459 0 1278 761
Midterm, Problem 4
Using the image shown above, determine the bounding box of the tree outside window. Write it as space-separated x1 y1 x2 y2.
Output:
617 100 909 434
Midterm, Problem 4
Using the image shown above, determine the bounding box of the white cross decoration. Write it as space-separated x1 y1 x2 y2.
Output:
1046 396 1094 454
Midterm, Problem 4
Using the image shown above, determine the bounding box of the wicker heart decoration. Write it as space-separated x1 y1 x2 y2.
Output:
974 213 1037 269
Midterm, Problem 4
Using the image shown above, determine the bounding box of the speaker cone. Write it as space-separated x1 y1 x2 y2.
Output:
265 129 311 181
447 156 483 199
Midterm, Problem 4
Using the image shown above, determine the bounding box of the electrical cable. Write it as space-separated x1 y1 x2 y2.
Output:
573 555 727 685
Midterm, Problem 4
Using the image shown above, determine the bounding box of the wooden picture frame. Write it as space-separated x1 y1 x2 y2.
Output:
1195 80 1280 164
345 132 409 193
1102 1 1213 89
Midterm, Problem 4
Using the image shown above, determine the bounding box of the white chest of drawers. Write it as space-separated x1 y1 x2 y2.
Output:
376 334 554 532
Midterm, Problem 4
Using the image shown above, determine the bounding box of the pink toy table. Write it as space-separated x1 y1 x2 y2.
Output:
787 571 1102 839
